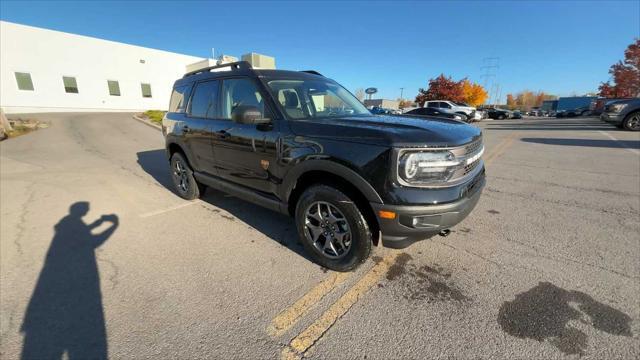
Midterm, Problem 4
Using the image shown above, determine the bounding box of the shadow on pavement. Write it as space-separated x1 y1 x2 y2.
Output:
485 126 618 131
21 202 118 360
483 117 620 132
136 149 311 262
521 137 640 149
498 282 632 356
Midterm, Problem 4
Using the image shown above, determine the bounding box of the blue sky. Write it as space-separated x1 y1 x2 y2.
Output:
1 0 638 101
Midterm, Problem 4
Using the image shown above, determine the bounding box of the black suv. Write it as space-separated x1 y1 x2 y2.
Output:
162 62 485 271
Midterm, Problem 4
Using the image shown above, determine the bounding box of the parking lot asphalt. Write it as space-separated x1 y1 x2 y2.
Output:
1 113 639 359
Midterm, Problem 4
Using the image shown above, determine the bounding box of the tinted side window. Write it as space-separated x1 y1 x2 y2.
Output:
440 102 452 109
221 78 266 119
426 102 438 108
189 81 220 118
169 85 192 113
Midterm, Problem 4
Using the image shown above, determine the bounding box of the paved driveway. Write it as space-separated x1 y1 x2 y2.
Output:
1 113 638 359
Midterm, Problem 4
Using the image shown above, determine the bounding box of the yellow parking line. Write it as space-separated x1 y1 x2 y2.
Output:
268 271 351 337
484 132 519 165
282 252 400 359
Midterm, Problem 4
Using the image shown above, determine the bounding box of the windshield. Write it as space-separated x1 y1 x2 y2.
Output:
267 79 370 120
454 102 470 107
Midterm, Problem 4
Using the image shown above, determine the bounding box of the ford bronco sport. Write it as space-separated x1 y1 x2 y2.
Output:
162 61 485 271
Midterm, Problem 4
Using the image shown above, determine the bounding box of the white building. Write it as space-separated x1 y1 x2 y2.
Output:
0 21 206 114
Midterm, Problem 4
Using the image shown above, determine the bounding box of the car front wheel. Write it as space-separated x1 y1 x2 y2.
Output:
170 152 205 200
295 185 372 271
623 111 640 131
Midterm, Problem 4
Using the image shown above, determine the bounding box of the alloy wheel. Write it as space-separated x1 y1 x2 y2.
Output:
173 159 189 193
304 201 352 259
627 113 640 130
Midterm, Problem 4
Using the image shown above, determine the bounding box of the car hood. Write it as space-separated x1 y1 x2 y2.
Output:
287 115 482 147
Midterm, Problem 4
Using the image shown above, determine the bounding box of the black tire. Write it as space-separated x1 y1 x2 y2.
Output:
295 185 372 272
498 114 505 120
170 152 205 200
622 111 640 131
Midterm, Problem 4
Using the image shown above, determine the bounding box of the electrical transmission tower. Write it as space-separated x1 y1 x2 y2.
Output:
480 57 500 105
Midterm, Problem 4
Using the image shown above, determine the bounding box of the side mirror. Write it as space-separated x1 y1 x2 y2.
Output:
231 105 270 125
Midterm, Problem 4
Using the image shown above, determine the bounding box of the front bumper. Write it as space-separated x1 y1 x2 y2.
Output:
371 169 485 248
600 112 623 125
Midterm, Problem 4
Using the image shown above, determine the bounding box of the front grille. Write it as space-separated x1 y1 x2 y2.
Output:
463 158 480 175
463 137 483 156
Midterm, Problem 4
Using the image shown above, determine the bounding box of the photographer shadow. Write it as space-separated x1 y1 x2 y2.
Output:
21 202 118 360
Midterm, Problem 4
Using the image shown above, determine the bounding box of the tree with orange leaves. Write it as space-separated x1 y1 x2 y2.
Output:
460 80 489 106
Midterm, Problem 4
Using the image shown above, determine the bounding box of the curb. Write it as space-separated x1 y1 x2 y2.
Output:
132 114 161 131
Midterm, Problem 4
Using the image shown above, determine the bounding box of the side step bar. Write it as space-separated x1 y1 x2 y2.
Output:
194 172 288 215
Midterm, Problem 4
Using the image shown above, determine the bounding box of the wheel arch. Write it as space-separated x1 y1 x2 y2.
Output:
283 161 383 245
167 142 185 158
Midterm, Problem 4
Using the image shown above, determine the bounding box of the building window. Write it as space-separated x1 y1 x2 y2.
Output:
63 76 79 93
107 80 121 96
15 72 34 91
141 83 152 98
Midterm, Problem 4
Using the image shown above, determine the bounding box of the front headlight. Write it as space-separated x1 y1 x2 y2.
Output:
610 103 628 112
399 151 459 184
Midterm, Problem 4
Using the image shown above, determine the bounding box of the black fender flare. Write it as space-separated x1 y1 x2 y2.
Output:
280 160 384 205
166 138 194 165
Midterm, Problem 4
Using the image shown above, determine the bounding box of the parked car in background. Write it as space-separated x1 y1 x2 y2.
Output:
600 98 640 131
557 106 589 118
404 107 467 121
370 106 394 115
512 111 523 119
425 100 478 119
486 108 511 120
565 106 591 117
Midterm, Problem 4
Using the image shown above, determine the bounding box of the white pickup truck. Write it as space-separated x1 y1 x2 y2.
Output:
425 100 482 121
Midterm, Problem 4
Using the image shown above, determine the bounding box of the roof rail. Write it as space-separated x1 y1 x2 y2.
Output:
183 61 253 78
300 70 323 77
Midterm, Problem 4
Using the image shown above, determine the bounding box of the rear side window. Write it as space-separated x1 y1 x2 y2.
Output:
168 85 192 113
426 102 438 108
189 80 220 118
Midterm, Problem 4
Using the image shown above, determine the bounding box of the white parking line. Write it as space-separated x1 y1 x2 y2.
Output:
598 131 640 155
139 201 198 218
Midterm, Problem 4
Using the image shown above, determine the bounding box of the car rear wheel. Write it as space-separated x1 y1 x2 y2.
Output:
623 111 640 131
295 185 372 271
170 152 205 200
498 114 505 120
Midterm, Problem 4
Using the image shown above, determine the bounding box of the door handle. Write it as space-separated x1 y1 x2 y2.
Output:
182 125 190 133
217 130 230 139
